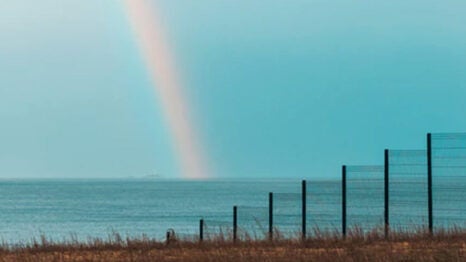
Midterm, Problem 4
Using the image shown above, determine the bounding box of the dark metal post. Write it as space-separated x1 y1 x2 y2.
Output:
166 229 175 244
199 219 204 242
342 165 347 238
302 180 307 240
384 149 389 238
269 192 273 240
233 205 238 242
427 133 433 234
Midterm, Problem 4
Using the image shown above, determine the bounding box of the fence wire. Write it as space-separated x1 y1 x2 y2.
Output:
346 165 384 232
167 218 201 242
431 133 466 229
203 214 232 240
175 233 199 241
307 180 341 235
273 193 301 236
236 206 269 240
388 150 428 230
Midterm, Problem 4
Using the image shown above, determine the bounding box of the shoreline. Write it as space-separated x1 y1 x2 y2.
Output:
0 229 464 261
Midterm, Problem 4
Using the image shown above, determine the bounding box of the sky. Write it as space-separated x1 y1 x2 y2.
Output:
0 0 466 179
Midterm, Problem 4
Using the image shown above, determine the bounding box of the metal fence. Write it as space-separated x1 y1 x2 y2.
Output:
430 133 466 230
344 165 384 236
307 180 340 236
273 192 301 237
203 216 232 240
185 132 465 242
387 150 428 231
235 205 269 240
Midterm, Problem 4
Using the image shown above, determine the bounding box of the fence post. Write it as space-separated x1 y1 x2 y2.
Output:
427 133 433 234
384 149 389 238
233 205 238 242
302 180 307 240
342 165 347 238
199 219 204 242
269 192 273 240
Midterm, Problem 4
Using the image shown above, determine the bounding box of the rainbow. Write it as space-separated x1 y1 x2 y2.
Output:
123 0 209 179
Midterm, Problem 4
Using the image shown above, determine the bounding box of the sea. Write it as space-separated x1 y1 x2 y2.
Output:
0 179 464 244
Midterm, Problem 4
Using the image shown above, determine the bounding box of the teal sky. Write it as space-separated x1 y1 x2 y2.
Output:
1 0 466 179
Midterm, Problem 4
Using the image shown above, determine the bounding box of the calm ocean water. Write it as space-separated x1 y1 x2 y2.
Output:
0 179 463 244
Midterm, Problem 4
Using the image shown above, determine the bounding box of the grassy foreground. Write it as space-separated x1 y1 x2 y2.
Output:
0 229 464 261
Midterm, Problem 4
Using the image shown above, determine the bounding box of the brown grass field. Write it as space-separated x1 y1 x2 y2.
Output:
0 228 464 261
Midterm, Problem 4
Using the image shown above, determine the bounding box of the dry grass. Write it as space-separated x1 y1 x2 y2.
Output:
0 228 464 261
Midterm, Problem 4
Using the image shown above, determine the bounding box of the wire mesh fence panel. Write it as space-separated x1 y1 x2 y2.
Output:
236 206 269 240
346 165 384 233
307 180 341 236
172 226 199 242
167 218 201 242
203 215 232 241
388 150 428 231
273 193 301 238
431 133 466 229
175 232 199 242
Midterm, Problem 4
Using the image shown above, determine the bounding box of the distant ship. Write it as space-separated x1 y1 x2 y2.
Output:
142 173 163 180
